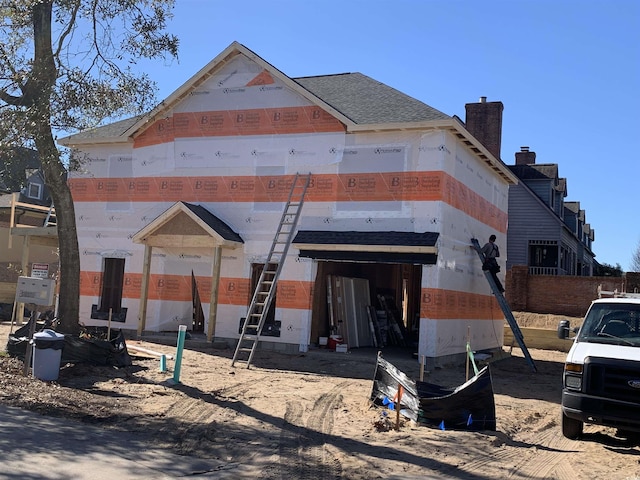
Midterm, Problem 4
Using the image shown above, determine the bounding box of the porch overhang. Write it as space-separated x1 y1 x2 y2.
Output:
293 231 439 265
131 201 243 342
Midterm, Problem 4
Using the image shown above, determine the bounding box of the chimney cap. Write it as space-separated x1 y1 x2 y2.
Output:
520 146 530 152
479 96 487 103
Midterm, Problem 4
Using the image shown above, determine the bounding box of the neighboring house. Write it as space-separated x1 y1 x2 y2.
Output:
0 146 40 193
19 170 54 208
58 41 518 365
0 150 58 309
506 147 595 276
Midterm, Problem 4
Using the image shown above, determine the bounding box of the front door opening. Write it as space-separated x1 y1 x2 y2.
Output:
92 257 127 322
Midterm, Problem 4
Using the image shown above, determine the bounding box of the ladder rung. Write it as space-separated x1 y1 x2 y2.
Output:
232 173 311 368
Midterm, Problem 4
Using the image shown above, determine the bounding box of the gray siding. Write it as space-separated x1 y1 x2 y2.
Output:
506 184 564 269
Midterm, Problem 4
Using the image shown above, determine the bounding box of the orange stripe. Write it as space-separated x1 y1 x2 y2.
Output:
420 288 502 320
275 280 314 310
81 272 312 309
70 172 506 232
246 69 275 86
133 106 345 147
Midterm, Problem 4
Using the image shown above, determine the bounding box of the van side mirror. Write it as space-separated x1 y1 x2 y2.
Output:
557 320 570 339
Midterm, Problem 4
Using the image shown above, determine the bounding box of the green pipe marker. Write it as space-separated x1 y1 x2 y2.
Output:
173 325 187 383
159 354 167 372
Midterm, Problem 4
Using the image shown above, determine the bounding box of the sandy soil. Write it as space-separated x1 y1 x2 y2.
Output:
1 314 639 479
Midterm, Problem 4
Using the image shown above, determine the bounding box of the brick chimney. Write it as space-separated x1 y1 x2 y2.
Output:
465 97 503 160
515 146 536 165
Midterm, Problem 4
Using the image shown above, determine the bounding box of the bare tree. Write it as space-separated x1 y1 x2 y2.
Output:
0 1 178 333
632 238 640 273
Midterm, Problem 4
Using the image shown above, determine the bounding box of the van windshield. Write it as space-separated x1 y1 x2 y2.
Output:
577 303 640 347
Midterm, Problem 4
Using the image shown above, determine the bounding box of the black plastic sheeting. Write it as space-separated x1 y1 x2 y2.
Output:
370 353 496 431
6 319 132 367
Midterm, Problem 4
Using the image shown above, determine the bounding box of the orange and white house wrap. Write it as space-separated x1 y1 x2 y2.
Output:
61 42 517 364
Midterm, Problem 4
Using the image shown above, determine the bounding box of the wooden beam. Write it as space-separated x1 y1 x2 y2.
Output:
137 245 152 337
12 235 31 325
26 236 59 247
142 234 219 248
11 226 58 237
207 246 222 342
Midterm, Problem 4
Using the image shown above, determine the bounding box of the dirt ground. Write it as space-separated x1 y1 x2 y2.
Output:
1 313 639 480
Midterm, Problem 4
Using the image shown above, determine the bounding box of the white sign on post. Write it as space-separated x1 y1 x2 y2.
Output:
16 277 55 306
31 263 49 279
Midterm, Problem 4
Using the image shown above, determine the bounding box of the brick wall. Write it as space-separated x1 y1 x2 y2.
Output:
506 268 636 317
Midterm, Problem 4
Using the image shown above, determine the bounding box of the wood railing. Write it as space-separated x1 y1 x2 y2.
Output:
528 266 568 276
9 192 56 228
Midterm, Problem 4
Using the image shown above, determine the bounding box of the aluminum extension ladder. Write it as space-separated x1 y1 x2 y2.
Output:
471 238 537 372
231 173 312 368
44 204 56 227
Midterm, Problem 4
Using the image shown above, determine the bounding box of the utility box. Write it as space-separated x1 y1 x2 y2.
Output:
15 276 55 306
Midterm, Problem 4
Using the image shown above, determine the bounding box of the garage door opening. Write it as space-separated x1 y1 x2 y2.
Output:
309 261 422 350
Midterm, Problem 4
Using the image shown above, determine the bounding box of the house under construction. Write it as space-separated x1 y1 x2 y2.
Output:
59 42 518 366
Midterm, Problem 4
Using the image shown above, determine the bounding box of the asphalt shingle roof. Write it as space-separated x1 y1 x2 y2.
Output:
62 71 450 143
294 73 450 124
182 202 243 243
508 163 559 181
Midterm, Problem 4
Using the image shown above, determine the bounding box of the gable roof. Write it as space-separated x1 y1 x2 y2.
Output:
58 42 518 184
60 45 450 146
132 201 243 248
564 201 581 214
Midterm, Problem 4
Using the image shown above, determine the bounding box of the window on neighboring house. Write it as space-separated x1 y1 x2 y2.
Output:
529 240 559 273
27 182 42 200
100 257 125 314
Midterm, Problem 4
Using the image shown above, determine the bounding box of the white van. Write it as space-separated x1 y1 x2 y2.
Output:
557 291 640 439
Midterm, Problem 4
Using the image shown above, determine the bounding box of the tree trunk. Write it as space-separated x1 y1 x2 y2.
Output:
30 1 80 334
38 137 81 335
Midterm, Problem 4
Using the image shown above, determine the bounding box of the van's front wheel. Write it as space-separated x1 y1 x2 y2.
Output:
562 411 583 439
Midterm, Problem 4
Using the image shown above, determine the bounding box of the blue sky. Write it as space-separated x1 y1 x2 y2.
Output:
136 0 639 270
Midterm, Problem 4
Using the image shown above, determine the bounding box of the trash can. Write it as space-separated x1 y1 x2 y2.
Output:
32 329 65 381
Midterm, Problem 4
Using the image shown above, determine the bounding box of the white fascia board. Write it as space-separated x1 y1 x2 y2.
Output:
58 137 133 148
345 118 457 133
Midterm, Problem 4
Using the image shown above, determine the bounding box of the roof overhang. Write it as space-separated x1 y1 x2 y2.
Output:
348 117 518 185
293 230 438 265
